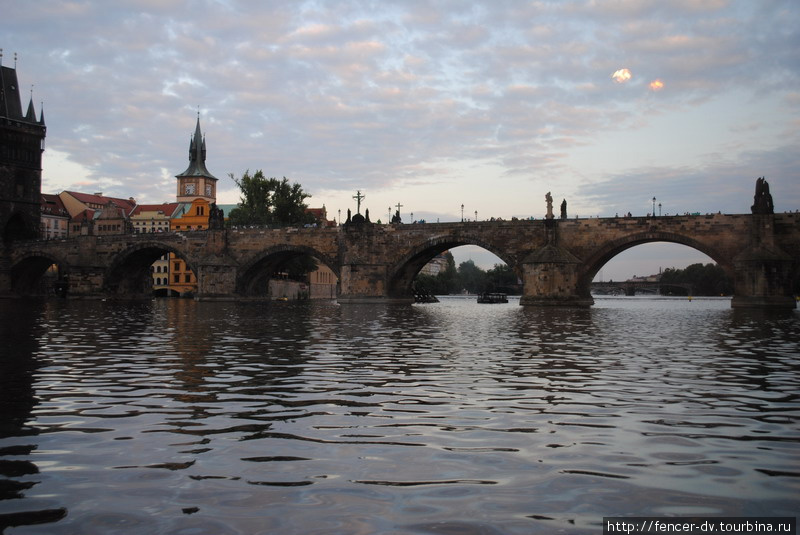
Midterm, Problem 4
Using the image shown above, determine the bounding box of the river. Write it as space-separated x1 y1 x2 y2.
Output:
0 296 798 534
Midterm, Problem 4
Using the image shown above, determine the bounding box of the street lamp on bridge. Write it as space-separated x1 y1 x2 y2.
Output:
658 203 662 217
461 204 464 222
652 197 656 217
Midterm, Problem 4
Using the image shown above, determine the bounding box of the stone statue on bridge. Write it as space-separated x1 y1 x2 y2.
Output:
560 198 567 219
751 177 774 215
209 203 225 230
545 192 554 220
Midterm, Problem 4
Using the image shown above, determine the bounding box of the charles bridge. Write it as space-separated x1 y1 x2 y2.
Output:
2 210 798 309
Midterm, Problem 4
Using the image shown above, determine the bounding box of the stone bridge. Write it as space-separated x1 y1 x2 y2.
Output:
2 212 798 308
591 281 695 296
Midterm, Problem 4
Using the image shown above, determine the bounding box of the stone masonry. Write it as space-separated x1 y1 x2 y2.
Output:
2 212 798 309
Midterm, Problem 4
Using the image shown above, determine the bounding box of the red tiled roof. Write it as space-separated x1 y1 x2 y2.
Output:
41 193 69 217
71 209 95 222
64 191 137 214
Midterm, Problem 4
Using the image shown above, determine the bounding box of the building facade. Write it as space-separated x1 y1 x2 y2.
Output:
130 203 182 294
308 263 338 298
40 193 69 239
57 191 137 236
130 203 180 234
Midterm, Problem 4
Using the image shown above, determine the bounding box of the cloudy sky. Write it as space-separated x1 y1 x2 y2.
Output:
5 0 799 279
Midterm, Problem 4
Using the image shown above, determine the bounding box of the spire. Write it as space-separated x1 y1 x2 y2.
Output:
26 96 37 122
176 114 217 180
39 102 45 125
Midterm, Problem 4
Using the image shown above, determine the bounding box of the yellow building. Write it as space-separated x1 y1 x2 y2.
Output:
171 199 211 231
167 199 211 295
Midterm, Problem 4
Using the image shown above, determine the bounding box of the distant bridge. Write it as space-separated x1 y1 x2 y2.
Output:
591 281 695 296
2 212 798 308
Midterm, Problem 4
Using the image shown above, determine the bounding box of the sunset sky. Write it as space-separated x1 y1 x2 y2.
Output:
4 1 799 279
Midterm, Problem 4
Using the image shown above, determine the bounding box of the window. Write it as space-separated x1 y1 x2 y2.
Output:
174 274 180 283
174 262 180 271
184 274 191 283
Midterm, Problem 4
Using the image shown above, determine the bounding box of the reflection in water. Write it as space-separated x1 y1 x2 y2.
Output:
0 296 797 534
0 301 68 531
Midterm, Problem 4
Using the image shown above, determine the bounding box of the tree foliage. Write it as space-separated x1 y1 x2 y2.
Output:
659 263 732 296
228 170 318 280
227 170 315 227
413 252 521 295
458 260 487 294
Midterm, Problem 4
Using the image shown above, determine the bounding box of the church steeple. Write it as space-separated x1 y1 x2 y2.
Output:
175 113 218 203
177 116 216 180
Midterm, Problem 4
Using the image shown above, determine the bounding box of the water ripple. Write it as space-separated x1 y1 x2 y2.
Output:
0 297 797 534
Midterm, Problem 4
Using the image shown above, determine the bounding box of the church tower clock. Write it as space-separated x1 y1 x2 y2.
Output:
175 115 217 203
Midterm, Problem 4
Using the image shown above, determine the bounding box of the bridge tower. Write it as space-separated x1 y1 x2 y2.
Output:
175 114 218 204
0 57 46 243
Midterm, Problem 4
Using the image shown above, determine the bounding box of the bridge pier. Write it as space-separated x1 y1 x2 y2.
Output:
65 266 107 298
731 215 796 309
337 263 414 304
519 243 593 307
195 259 238 301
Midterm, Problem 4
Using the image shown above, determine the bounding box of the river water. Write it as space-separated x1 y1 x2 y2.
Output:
0 296 798 534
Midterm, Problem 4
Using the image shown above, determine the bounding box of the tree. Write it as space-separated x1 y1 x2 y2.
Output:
228 170 319 280
458 260 487 294
485 263 520 294
413 252 460 295
227 170 316 227
660 263 732 296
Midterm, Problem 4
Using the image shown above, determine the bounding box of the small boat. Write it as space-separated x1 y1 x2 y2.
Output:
477 292 508 304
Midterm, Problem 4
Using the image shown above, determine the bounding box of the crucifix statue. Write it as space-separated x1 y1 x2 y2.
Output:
353 190 365 215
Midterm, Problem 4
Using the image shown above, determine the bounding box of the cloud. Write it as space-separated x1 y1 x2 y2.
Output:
612 68 633 83
3 0 798 216
581 143 800 216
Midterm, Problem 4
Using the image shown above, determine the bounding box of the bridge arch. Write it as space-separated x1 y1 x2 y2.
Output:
580 231 731 293
237 244 340 297
9 250 70 296
104 241 198 297
387 234 517 299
